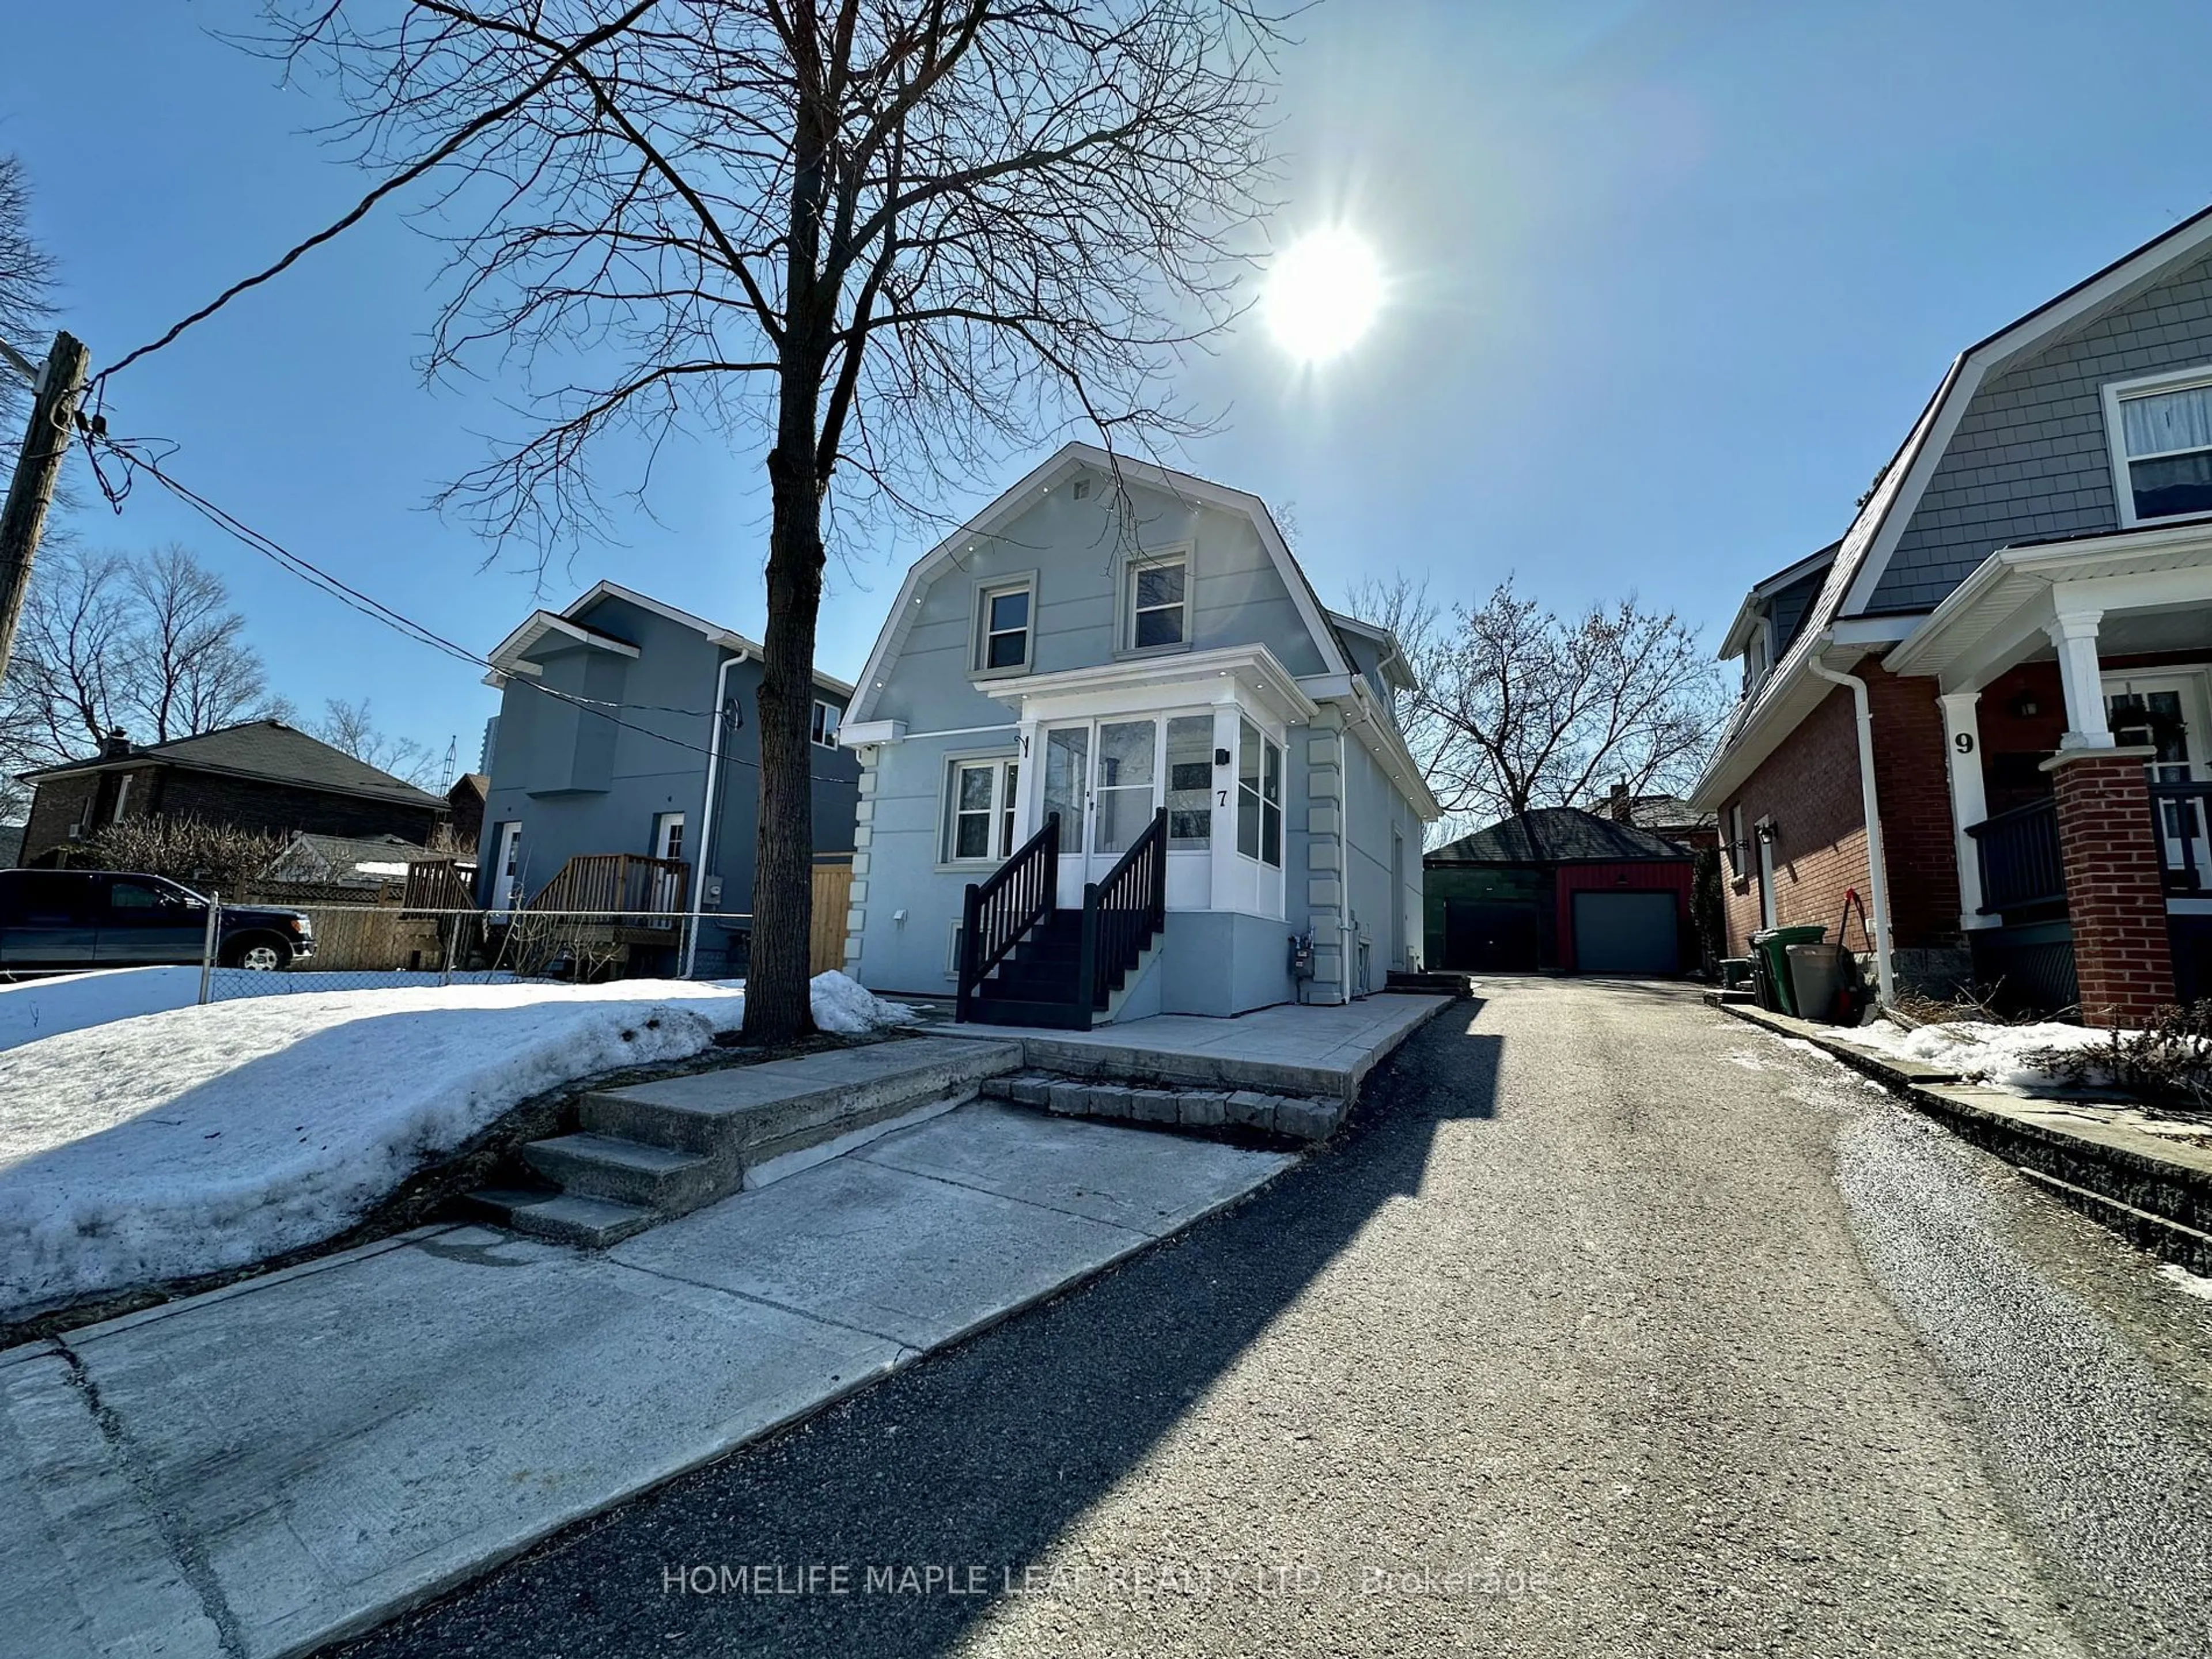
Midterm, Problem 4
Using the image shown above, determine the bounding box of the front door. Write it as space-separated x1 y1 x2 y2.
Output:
1040 717 1160 908
2105 672 2212 889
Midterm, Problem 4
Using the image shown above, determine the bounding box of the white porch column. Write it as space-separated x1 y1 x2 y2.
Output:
2046 609 2113 749
1938 691 1995 931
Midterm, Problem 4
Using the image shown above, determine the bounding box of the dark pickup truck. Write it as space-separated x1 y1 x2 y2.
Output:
0 870 316 972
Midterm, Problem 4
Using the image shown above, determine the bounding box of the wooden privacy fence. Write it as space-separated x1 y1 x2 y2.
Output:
810 859 853 976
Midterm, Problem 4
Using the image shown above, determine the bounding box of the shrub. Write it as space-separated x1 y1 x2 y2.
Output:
83 816 285 899
2024 1001 2212 1111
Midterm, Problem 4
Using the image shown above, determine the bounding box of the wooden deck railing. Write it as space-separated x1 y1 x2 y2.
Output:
402 857 477 914
1081 808 1167 1010
956 812 1059 1022
529 854 690 934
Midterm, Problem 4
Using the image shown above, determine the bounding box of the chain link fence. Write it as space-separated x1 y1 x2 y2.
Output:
195 900 753 1005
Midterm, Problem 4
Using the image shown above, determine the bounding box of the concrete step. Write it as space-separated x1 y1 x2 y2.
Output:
980 1071 1344 1141
521 1132 728 1212
464 1188 657 1248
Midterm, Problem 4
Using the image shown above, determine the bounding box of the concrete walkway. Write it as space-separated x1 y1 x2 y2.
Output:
940 993 1449 1100
1 1104 1293 1659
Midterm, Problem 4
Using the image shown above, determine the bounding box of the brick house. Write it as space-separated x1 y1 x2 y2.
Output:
1691 207 2212 1026
18 719 446 866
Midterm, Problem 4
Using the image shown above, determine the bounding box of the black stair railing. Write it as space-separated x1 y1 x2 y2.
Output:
1080 808 1168 1011
956 812 1059 1022
1967 796 2065 915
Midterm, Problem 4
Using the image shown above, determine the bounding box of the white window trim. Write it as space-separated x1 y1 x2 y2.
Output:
2103 363 2212 529
810 699 843 748
939 751 1022 869
652 810 685 861
1727 801 1746 882
1233 718 1284 870
1114 541 1195 659
972 571 1038 680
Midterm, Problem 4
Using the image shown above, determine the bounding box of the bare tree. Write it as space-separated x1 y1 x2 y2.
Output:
157 0 1289 1040
126 544 275 742
309 696 438 787
0 153 55 427
0 544 281 817
1350 575 1727 836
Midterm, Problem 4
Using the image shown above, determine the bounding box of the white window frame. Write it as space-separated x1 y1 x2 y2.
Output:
1234 718 1283 869
1118 544 1193 657
2103 364 2212 529
972 573 1037 679
810 698 843 748
652 810 685 861
942 755 1021 866
1726 802 1746 881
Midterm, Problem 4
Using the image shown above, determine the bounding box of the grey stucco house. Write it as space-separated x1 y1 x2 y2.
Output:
480 582 859 975
839 441 1440 1022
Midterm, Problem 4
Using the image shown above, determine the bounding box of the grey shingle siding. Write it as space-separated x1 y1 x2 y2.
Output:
1869 253 2212 612
1768 568 1828 657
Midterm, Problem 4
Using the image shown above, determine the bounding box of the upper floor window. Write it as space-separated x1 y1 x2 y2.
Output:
1128 555 1188 650
810 699 842 748
975 578 1034 675
2106 368 2212 527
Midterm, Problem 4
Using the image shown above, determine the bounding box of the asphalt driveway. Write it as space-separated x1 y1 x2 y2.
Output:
339 978 2212 1659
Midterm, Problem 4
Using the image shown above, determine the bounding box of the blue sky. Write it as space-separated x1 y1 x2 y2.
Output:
7 0 2212 770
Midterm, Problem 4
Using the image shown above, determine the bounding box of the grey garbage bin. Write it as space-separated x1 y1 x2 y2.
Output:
1786 941 1848 1024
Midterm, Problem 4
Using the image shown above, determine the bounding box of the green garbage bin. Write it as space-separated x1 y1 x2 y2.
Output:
1750 925 1827 1016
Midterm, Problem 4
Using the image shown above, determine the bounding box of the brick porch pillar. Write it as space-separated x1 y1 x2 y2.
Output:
2044 747 2175 1027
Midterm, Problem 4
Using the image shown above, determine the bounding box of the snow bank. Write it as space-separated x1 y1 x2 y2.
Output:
0 979 744 1319
1848 1016 2114 1094
0 967 517 1053
809 970 915 1035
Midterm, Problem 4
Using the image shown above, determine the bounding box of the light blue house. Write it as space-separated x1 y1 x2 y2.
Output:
479 582 859 976
840 442 1439 1024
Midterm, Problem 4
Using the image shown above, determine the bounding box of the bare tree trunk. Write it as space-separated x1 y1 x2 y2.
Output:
743 386 828 1040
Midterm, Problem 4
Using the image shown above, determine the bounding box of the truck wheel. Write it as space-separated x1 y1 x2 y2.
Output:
223 934 293 972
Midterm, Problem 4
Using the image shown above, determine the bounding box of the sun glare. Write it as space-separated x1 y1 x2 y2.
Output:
1263 229 1383 365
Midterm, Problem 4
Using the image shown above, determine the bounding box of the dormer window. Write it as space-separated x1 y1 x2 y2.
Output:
1125 552 1190 652
974 576 1036 676
1741 615 1774 693
2105 368 2212 527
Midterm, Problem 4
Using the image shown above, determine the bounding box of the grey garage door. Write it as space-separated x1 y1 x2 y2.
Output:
1572 891 1679 975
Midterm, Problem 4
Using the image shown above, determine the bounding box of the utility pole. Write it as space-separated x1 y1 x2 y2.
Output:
0 330 89 680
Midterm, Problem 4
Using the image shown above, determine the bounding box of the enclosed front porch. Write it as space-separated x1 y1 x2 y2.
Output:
1887 522 2212 1021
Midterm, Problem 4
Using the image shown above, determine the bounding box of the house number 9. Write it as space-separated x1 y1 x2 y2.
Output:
1953 732 1974 754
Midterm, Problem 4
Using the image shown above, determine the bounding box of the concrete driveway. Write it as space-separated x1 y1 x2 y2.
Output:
340 978 2212 1659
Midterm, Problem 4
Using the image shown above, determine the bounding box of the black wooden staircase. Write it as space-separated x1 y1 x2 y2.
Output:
956 808 1168 1029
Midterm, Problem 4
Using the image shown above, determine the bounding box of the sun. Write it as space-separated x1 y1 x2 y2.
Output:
1262 229 1383 364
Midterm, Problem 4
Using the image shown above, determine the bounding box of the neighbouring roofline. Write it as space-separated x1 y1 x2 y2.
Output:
18 729 446 808
484 579 858 698
844 441 1355 726
1695 200 2212 805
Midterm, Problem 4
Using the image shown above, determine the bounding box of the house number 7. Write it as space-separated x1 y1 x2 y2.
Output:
1218 790 1228 806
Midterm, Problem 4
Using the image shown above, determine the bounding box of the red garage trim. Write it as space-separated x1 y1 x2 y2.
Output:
1554 861 1695 973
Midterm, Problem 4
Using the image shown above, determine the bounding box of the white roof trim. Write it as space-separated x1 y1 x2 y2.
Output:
1840 204 2212 618
484 610 642 675
1324 607 1419 692
978 642 1321 725
1717 543 1839 658
846 441 1354 725
486 579 859 699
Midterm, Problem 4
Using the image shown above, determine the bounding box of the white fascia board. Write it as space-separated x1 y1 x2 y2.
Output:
1340 679 1444 822
846 441 1355 725
839 719 908 747
1840 206 2212 618
1830 614 1923 647
572 579 764 659
485 611 640 675
982 643 1321 727
1685 641 1866 811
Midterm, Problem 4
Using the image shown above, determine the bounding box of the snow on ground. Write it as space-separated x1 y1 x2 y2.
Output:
810 970 914 1035
0 967 518 1052
1847 1016 2115 1094
0 971 915 1320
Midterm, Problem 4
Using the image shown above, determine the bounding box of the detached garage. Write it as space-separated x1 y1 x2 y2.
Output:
1424 808 1693 977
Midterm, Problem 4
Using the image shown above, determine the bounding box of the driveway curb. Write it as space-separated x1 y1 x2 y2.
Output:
1717 998 2212 1274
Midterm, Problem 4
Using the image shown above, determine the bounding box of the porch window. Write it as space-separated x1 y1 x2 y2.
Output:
975 579 1033 673
1128 556 1188 650
2108 369 2212 525
1236 718 1282 868
1165 715 1214 849
948 757 1019 863
810 699 842 748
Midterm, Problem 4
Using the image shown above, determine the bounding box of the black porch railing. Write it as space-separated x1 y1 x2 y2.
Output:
956 812 1059 1022
1080 808 1168 1011
2150 780 2212 893
1968 796 2065 915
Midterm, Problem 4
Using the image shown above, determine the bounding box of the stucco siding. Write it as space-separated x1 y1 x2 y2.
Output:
1341 734 1424 984
1870 252 2212 613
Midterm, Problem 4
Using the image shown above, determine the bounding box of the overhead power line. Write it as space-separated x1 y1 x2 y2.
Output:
79 429 857 787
